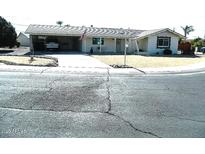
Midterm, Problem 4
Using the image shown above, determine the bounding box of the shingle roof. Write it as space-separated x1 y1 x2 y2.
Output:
25 24 145 38
25 25 184 38
137 28 184 39
136 28 167 39
18 32 29 38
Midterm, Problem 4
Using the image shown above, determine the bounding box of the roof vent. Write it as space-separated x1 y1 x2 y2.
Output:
119 28 124 34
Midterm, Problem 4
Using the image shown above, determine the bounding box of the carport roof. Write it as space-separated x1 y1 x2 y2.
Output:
25 24 145 38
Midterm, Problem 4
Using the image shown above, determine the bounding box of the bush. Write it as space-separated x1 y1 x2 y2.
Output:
178 42 194 55
16 42 20 48
163 49 172 55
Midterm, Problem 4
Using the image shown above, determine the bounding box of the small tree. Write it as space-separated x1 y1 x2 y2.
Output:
56 21 63 26
191 37 203 51
181 25 194 40
0 16 17 48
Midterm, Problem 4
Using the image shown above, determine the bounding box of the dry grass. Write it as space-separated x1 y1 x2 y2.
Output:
0 56 57 66
92 55 205 68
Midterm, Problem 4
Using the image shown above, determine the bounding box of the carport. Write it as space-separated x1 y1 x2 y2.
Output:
31 35 82 51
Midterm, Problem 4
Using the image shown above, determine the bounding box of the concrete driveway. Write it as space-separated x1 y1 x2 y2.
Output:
49 54 111 68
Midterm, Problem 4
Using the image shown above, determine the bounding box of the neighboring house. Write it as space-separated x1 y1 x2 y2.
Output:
17 32 30 47
25 24 184 55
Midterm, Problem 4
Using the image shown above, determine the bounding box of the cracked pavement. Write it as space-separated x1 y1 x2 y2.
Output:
0 69 205 137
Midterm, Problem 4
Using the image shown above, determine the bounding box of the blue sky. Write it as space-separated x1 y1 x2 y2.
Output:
1 0 205 39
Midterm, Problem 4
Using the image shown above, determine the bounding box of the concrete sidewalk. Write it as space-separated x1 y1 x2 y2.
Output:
139 62 205 74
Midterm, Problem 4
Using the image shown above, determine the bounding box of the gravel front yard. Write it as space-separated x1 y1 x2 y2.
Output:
92 55 205 68
0 56 58 67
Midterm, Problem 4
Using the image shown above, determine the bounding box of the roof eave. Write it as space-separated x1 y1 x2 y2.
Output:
25 32 134 38
166 28 185 38
135 28 185 40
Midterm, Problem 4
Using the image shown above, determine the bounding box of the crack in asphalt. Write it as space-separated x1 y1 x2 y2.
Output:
29 77 65 110
0 70 161 138
0 106 102 113
40 67 52 74
104 68 160 138
0 110 22 120
133 68 146 74
107 112 161 138
10 111 22 118
46 78 62 91
0 112 8 120
0 106 160 137
161 114 205 123
106 69 111 113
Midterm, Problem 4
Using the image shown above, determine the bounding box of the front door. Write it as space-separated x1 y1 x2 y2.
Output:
116 39 125 53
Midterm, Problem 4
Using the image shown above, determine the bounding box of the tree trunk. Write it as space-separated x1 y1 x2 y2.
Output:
184 31 187 41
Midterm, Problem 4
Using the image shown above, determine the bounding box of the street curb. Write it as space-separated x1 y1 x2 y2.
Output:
1 62 205 75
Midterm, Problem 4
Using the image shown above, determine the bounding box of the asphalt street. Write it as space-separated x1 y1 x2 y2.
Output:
0 70 205 137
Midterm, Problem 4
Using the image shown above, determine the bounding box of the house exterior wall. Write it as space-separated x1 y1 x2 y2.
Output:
82 38 86 52
29 30 181 55
17 33 30 47
116 39 125 53
30 35 34 51
82 38 134 54
137 38 148 55
138 38 148 51
128 39 136 53
103 38 116 52
82 37 116 53
147 31 179 55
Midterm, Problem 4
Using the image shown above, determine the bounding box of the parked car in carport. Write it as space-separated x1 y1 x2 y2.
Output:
46 42 59 50
200 47 205 54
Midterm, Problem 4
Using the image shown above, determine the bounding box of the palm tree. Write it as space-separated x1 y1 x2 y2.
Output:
181 25 194 40
56 21 63 26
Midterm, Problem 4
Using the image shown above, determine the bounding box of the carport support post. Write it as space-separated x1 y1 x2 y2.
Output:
114 38 116 52
29 35 34 58
100 37 102 53
124 38 127 66
135 39 139 54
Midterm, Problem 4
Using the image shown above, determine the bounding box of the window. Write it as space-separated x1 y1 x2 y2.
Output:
92 38 104 45
157 37 171 48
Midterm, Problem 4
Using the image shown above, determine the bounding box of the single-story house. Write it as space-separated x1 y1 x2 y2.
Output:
17 32 30 47
25 24 184 55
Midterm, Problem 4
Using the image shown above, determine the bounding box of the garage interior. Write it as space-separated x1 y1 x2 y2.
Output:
32 35 82 51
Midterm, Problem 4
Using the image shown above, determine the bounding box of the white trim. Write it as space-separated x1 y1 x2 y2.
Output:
157 37 170 48
157 44 170 47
